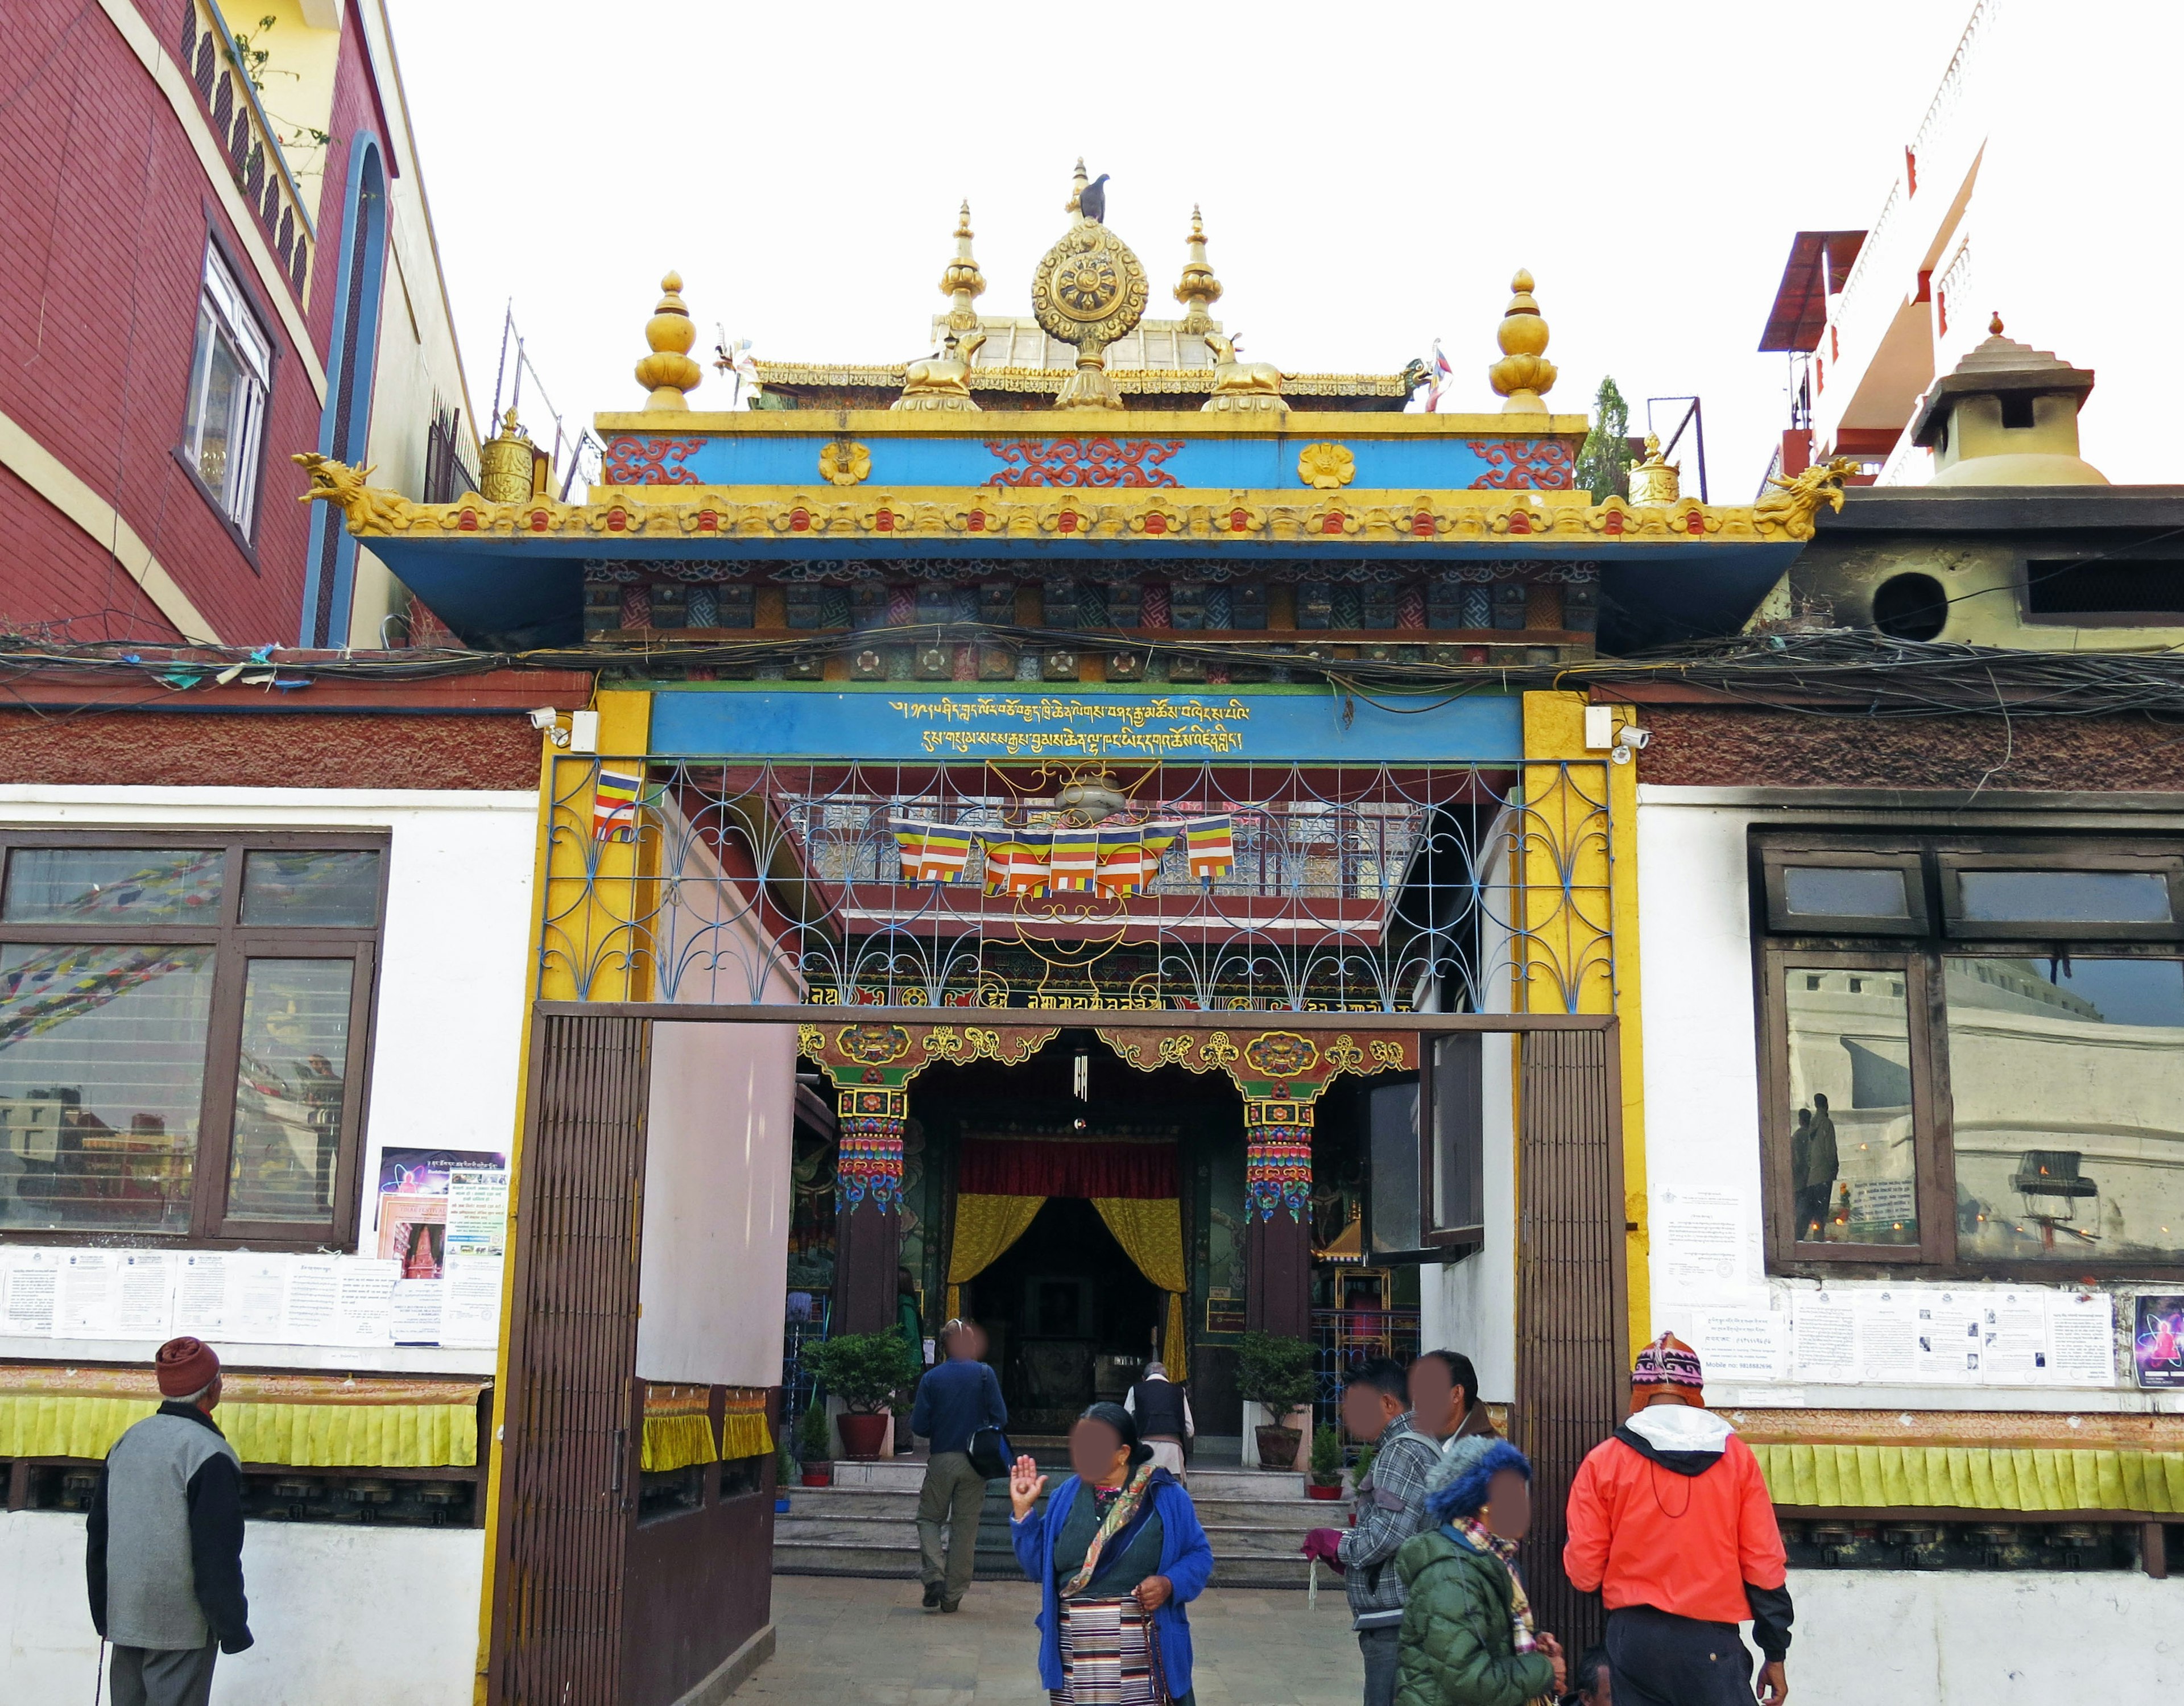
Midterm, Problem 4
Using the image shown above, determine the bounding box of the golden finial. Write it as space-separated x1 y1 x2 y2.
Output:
1487 267 1556 413
634 270 702 411
1174 204 1223 336
939 200 986 334
1988 311 2005 336
1066 158 1089 216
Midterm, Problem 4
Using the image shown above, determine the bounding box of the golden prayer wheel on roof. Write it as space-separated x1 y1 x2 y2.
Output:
478 407 536 504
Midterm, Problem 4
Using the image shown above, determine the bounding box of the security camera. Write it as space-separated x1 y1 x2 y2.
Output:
1610 725 1649 765
528 708 571 747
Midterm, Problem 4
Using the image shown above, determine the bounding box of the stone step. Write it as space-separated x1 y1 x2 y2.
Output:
770 1536 1317 1589
776 1509 1323 1558
777 1486 1329 1525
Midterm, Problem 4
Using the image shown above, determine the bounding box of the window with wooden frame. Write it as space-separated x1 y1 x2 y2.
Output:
0 833 385 1246
1754 831 2184 1277
1366 1035 1486 1261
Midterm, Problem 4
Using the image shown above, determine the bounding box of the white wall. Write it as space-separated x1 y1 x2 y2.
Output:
638 1021 793 1388
1749 1569 2184 1703
0 786 537 1371
1634 794 1772 1331
1420 813 1518 1405
1 1510 482 1705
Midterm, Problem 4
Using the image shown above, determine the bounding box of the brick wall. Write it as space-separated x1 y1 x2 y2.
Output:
0 2 382 646
1637 704 2184 792
0 709 544 791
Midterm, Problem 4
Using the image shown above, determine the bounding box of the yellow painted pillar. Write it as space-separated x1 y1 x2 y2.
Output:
1519 689 1648 1368
473 688 651 1704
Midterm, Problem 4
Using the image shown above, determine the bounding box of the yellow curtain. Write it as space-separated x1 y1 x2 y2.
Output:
0 1395 478 1468
946 1192 1047 1317
1093 1196 1189 1384
1751 1442 2184 1514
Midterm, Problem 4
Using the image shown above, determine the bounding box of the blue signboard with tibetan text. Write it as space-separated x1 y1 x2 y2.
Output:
647 686 1521 763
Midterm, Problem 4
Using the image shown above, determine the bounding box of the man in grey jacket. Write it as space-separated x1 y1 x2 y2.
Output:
1302 1358 1443 1706
86 1336 253 1706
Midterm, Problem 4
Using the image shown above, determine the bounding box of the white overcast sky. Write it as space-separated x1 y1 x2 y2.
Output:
384 1 1973 498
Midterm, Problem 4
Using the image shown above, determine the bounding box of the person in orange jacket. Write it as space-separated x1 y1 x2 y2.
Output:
1562 1335 1792 1706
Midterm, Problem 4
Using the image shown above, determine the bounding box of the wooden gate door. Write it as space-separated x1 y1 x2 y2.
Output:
1511 1023 1628 1657
490 1014 652 1705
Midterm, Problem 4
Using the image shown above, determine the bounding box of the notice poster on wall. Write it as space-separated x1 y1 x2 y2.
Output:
2136 1296 2184 1389
2048 1291 2117 1385
1 1246 58 1336
375 1149 507 1278
1654 1189 1749 1297
1794 1285 2117 1388
1690 1308 1788 1381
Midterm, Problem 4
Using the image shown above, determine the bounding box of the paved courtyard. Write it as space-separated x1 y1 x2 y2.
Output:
747 1575 1365 1706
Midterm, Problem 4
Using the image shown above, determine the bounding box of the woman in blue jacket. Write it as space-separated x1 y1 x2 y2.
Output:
1009 1401 1214 1705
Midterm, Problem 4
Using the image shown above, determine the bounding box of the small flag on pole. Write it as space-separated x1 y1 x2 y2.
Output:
593 770 643 842
890 817 972 883
1184 815 1235 881
1425 338 1452 414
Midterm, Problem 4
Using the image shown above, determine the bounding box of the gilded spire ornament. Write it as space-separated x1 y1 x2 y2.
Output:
1032 161 1147 411
635 271 702 411
1174 205 1223 336
939 201 986 335
477 406 536 504
1487 268 1557 414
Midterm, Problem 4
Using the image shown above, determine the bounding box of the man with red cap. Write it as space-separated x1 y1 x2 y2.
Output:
1563 1333 1792 1706
86 1336 253 1705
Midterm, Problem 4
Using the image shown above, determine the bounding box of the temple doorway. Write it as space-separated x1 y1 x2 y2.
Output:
967 1196 1163 1432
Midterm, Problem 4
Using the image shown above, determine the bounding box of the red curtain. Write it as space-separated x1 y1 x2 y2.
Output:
958 1137 1177 1200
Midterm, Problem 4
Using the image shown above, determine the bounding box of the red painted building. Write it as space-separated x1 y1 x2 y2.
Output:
0 1 477 649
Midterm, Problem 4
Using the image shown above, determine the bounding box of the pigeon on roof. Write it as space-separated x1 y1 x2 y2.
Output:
1079 173 1110 225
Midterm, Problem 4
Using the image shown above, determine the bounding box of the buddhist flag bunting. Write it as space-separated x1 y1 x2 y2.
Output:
1184 815 1235 881
890 817 973 883
1049 828 1101 892
593 770 644 842
979 835 1053 897
1094 829 1151 897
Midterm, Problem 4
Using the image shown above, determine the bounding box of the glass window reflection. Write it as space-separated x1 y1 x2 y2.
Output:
1947 956 2184 1261
1784 866 1910 919
1957 869 2170 925
3 849 225 923
1784 967 1919 1244
0 944 214 1232
225 959 354 1222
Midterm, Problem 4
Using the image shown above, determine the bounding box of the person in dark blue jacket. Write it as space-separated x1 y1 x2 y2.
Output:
1009 1401 1214 1705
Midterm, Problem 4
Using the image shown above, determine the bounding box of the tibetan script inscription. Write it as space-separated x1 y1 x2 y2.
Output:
886 693 1250 758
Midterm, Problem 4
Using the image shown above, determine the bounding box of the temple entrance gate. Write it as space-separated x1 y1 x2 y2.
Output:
487 1003 1624 1703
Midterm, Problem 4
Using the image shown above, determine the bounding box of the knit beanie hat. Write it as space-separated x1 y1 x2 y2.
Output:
1422 1434 1531 1522
1631 1332 1703 1392
155 1336 220 1399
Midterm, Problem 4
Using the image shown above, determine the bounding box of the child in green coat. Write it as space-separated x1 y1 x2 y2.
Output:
1391 1436 1564 1706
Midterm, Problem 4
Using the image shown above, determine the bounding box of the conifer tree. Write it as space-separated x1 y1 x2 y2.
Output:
1577 375 1635 501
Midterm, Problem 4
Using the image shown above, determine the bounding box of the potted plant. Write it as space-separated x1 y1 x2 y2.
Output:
1308 1424 1345 1500
775 1428 797 1510
796 1400 833 1487
1236 1330 1317 1471
802 1330 920 1459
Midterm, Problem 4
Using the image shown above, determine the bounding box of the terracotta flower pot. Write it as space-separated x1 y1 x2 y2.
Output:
800 1465 833 1487
838 1412 892 1460
1255 1424 1302 1469
1306 1482 1344 1500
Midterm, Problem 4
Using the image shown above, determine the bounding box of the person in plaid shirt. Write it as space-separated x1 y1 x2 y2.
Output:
1302 1358 1446 1706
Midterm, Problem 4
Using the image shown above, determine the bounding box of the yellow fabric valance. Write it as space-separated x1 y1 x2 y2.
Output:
640 1414 718 1473
945 1192 1048 1319
638 1385 775 1470
1093 1197 1188 1385
0 1394 477 1468
1753 1441 2184 1514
